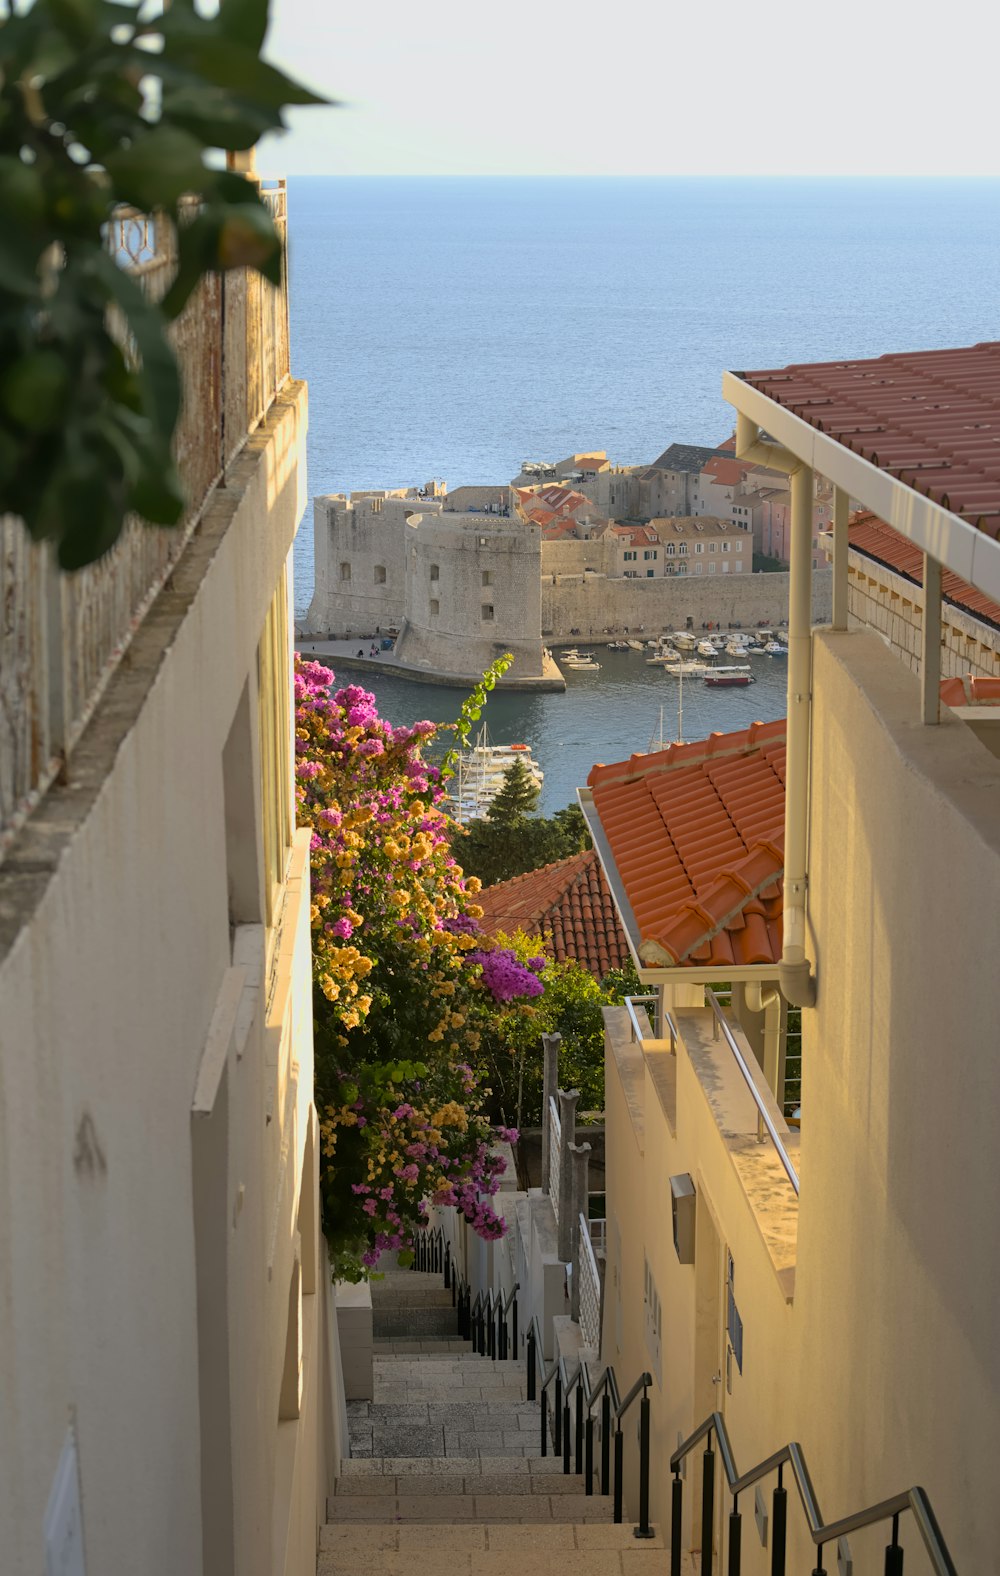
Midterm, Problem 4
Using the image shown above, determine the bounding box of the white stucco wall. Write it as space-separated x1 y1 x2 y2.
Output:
602 627 1000 1573
0 386 337 1576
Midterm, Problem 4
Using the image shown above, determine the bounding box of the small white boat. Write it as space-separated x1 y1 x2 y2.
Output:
672 631 697 652
564 657 601 671
725 637 752 657
764 640 788 656
696 640 717 659
625 639 645 651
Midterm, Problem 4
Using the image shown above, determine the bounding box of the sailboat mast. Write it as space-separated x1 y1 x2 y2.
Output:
678 670 683 744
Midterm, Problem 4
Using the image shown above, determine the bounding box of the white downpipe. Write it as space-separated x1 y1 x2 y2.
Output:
735 413 816 1008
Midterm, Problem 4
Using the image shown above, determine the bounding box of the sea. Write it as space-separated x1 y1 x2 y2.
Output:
287 177 1000 808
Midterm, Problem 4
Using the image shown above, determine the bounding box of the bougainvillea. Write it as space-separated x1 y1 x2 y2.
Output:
294 657 536 1279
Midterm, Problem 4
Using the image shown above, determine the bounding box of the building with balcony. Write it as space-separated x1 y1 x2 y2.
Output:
574 343 1000 1575
0 190 340 1576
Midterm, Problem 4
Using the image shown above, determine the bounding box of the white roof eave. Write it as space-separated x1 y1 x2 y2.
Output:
722 369 1000 606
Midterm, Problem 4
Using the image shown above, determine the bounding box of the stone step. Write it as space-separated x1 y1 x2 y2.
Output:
368 1279 453 1304
318 1523 691 1575
373 1307 459 1339
373 1339 474 1354
335 1457 592 1497
325 1491 615 1523
337 1455 571 1480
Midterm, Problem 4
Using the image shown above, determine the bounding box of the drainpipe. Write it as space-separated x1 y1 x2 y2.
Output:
735 415 816 1008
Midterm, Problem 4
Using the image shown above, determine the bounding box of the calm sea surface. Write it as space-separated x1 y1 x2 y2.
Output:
288 177 1000 801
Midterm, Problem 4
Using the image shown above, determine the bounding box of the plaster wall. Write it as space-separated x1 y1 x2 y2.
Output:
395 511 545 679
542 567 832 637
0 387 336 1576
602 629 1000 1573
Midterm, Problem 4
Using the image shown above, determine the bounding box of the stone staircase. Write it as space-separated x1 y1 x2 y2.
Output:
320 1268 685 1575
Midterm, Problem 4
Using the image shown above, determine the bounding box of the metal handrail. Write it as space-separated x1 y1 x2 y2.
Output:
670 1411 957 1576
615 1368 653 1421
625 993 678 1052
503 1282 519 1314
560 1356 584 1396
586 1365 621 1415
625 993 657 1042
529 1316 560 1392
705 989 800 1196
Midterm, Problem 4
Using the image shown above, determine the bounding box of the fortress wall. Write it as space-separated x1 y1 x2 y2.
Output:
304 494 426 635
396 513 544 679
542 567 833 637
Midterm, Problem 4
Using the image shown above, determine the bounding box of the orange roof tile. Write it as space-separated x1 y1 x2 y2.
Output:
736 343 1000 541
474 850 631 979
940 675 1000 707
847 511 1000 630
587 720 786 967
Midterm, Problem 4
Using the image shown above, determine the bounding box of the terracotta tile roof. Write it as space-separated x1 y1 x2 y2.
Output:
702 456 747 487
475 850 631 979
847 511 1000 631
940 675 1000 707
587 721 786 967
736 342 1000 541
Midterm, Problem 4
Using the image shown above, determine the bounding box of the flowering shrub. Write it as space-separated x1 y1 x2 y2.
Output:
294 658 533 1279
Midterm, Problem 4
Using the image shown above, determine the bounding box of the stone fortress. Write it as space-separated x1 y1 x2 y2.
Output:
303 446 835 686
303 484 559 687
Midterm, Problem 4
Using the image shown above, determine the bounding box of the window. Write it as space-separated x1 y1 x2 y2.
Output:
709 560 716 572
430 563 440 581
429 598 440 616
735 561 743 572
623 549 636 561
643 549 657 560
709 542 717 553
646 568 655 577
482 570 493 587
374 564 386 584
481 603 495 621
694 563 703 574
695 543 703 554
722 541 730 553
722 561 729 573
678 543 687 555
479 536 487 547
665 543 675 556
339 561 351 582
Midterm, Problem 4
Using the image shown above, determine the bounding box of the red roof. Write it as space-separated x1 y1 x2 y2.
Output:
736 343 1000 541
848 511 1000 630
588 721 786 968
940 675 1000 707
475 850 630 979
702 456 746 487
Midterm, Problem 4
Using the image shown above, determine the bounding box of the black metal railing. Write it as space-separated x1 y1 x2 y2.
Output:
670 1411 958 1576
526 1315 653 1534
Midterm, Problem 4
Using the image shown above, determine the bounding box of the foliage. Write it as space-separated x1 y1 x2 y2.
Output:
470 929 640 1128
0 0 324 568
294 658 539 1281
440 651 514 778
454 770 592 887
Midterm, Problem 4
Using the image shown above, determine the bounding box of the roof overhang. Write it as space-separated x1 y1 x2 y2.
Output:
578 786 780 985
722 369 1000 606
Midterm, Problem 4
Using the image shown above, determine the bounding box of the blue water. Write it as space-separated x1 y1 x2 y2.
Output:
288 176 1000 614
287 178 1000 807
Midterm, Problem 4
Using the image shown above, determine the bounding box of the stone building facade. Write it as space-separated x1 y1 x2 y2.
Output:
394 511 544 680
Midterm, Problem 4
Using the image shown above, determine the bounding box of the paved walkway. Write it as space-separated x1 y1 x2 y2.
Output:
319 1267 685 1575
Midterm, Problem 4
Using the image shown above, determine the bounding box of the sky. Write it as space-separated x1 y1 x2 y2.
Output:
258 0 1000 179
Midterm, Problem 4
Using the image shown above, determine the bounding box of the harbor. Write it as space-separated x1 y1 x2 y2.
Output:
296 636 790 814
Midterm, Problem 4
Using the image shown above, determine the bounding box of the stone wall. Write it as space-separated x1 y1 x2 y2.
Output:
304 493 431 636
395 511 545 679
541 566 832 637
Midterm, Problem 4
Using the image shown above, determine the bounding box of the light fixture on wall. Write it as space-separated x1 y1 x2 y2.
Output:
669 1173 696 1264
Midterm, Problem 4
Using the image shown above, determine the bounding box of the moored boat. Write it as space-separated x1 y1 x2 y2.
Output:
704 666 755 687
